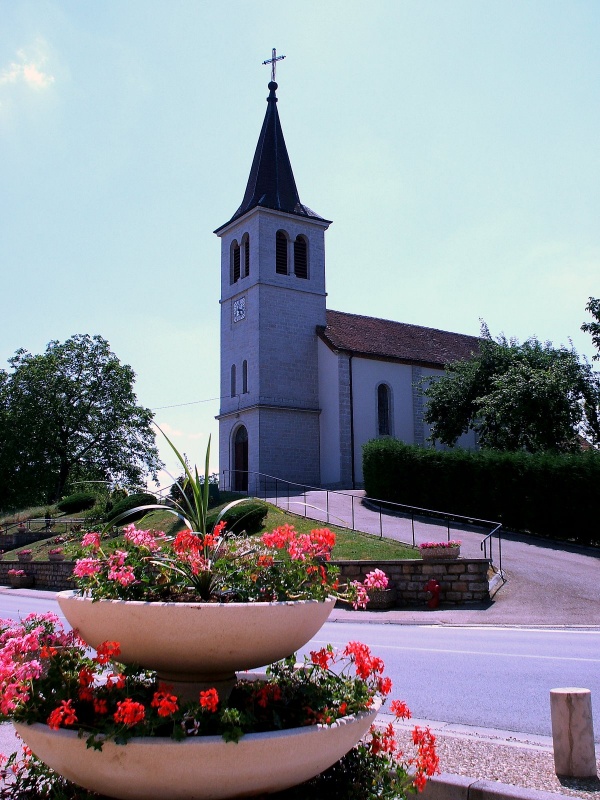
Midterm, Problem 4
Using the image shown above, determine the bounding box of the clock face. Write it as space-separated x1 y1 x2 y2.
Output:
233 296 246 323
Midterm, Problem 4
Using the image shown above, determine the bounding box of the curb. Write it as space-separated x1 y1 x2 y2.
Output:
422 772 576 800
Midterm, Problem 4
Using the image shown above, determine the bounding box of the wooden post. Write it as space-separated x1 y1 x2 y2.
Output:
550 688 597 777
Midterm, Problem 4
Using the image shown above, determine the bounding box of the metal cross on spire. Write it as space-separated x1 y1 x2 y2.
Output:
262 48 285 82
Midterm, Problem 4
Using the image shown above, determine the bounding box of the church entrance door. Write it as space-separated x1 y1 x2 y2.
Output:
233 425 249 492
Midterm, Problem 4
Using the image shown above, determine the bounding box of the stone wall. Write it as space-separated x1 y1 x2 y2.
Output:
0 557 490 605
334 558 490 606
0 561 76 591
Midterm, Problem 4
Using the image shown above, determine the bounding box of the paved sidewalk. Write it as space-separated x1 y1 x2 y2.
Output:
268 489 600 626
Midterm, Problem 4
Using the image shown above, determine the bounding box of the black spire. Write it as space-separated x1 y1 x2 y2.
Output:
219 81 326 229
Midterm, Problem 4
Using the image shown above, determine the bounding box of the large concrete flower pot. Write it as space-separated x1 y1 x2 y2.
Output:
15 703 379 800
420 546 460 561
58 591 336 695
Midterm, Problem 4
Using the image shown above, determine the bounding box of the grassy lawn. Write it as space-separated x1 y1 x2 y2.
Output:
0 497 419 561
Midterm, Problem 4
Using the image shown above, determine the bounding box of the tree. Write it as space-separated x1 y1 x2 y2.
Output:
0 334 162 509
581 296 600 360
423 323 600 452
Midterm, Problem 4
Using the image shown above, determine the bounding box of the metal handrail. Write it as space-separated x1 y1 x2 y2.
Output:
221 469 503 572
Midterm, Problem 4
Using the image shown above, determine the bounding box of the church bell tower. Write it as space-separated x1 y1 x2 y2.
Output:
215 64 331 492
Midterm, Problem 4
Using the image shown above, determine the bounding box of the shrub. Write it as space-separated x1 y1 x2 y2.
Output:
207 499 268 534
56 492 97 514
106 493 158 523
169 475 221 508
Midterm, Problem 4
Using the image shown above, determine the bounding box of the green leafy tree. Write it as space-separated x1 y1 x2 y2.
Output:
581 296 600 360
0 334 162 508
423 323 600 452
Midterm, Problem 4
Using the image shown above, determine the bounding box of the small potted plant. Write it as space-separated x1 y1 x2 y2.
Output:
17 522 27 533
362 568 397 610
48 547 65 562
419 540 461 561
17 549 33 563
7 569 34 589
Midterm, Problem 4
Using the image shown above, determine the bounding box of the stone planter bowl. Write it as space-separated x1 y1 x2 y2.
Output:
15 701 380 800
58 592 336 697
17 552 33 562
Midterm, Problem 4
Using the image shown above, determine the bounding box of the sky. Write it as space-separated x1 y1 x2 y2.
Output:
1 0 599 491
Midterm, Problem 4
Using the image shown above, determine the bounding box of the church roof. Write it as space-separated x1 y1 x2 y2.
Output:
318 310 480 368
216 81 327 232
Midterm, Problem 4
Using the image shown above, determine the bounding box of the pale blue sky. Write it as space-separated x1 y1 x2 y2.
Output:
1 1 598 488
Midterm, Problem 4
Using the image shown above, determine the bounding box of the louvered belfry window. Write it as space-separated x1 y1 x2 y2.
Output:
276 231 288 274
294 235 308 279
232 241 241 283
244 237 250 277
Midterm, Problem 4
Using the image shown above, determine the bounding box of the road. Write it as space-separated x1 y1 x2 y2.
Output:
2 590 598 743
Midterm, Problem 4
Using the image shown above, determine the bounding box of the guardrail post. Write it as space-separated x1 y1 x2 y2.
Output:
550 687 597 777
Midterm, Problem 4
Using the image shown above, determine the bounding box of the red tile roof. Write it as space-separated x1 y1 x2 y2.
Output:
318 310 480 368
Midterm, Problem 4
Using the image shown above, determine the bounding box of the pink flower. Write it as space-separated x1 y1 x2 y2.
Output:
364 569 389 590
81 532 101 549
123 526 161 551
350 581 369 610
108 565 136 586
73 558 102 578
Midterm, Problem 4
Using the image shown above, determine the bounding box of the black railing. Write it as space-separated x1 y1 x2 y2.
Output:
221 470 503 574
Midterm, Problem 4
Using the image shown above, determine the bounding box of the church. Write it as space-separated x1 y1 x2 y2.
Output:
215 76 478 492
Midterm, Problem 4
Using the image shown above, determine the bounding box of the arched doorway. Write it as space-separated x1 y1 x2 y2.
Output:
233 425 249 492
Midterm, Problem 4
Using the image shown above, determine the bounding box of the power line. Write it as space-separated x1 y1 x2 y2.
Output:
151 396 221 411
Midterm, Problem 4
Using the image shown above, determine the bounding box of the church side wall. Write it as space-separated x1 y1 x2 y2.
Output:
318 339 341 486
351 358 415 484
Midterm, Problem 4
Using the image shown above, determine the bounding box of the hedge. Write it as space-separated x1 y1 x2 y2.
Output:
362 439 600 546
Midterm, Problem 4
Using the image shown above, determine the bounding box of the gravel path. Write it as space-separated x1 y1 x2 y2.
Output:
387 718 600 799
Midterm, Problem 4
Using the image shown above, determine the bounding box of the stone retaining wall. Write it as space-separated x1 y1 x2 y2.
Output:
0 557 490 604
0 561 76 591
333 558 490 605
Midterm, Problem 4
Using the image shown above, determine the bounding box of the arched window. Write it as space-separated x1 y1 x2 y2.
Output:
231 240 240 284
294 235 308 279
230 364 236 398
377 383 391 437
242 360 248 393
243 234 250 277
276 231 288 274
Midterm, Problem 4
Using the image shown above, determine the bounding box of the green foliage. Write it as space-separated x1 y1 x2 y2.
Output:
169 474 220 508
581 296 600 361
0 334 162 510
106 493 158 523
56 492 97 514
422 323 600 451
206 499 268 533
363 439 600 545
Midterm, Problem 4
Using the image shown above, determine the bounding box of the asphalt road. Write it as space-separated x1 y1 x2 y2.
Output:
310 620 600 741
